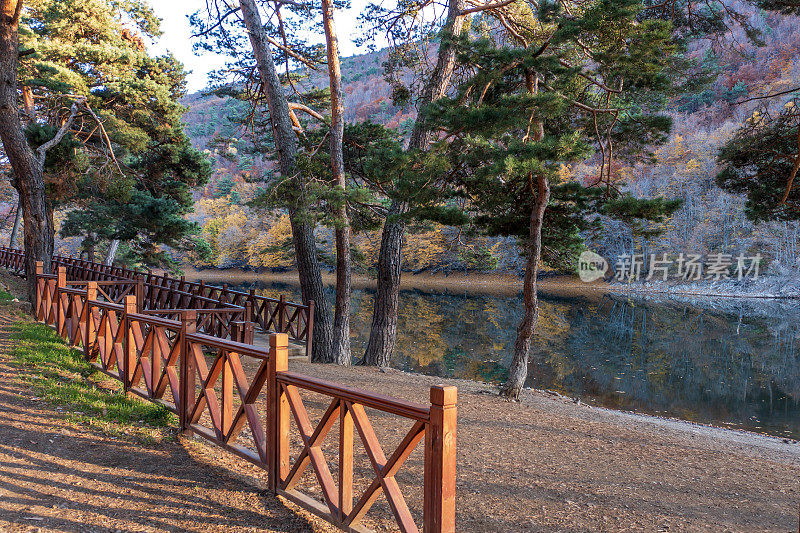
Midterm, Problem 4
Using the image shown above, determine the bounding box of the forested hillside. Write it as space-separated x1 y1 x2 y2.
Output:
587 4 800 278
18 3 794 282
179 49 518 274
171 3 800 282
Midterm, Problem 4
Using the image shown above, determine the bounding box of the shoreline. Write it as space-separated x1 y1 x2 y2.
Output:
181 266 799 300
291 359 800 530
369 364 800 443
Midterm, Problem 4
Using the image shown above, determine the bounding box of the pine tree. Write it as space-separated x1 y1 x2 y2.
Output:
359 0 469 367
19 0 210 267
426 0 683 397
717 99 800 222
192 0 339 362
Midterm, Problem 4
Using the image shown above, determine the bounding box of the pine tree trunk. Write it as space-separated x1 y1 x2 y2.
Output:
9 202 21 248
238 0 333 361
86 238 95 263
500 174 550 399
322 0 351 365
363 203 405 366
104 239 119 266
362 0 467 366
0 1 54 304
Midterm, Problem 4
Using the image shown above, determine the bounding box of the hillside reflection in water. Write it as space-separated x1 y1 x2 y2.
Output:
226 279 800 439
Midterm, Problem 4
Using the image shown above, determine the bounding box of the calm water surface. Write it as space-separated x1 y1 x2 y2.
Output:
226 279 800 439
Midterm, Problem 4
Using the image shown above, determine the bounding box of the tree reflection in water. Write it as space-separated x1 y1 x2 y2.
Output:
232 281 800 438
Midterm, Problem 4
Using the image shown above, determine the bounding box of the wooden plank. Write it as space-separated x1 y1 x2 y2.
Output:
278 372 430 421
339 403 354 522
282 395 340 492
221 354 233 435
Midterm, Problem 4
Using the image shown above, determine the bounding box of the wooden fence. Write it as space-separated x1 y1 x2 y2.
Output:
15 257 457 532
0 246 314 358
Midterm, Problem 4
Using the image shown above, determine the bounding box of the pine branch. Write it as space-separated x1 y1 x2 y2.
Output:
80 101 124 177
459 0 518 16
36 100 81 166
734 86 800 105
191 5 240 37
288 102 325 121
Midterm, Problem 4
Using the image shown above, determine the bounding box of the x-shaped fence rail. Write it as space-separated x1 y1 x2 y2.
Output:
0 246 314 358
1 254 457 533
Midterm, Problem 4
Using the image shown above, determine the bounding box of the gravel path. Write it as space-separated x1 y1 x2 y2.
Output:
291 360 800 532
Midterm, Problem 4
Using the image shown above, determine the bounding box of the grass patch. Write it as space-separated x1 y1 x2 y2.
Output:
0 288 14 301
10 321 176 442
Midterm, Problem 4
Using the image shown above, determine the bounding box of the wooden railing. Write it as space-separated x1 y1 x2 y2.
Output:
28 260 456 533
0 246 314 358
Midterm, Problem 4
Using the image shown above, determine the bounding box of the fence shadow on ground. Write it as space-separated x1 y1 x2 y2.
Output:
0 382 321 532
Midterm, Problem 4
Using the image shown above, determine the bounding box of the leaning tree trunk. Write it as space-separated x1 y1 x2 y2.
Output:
362 0 467 366
238 0 333 361
104 239 119 265
322 0 351 365
0 0 53 305
500 174 550 399
8 202 21 248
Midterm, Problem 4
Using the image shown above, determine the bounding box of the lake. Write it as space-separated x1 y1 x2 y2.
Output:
225 278 800 439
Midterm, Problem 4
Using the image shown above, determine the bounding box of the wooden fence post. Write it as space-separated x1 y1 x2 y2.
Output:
221 283 229 305
245 300 253 325
179 310 197 434
56 266 67 335
243 320 254 345
122 294 137 393
84 282 97 361
34 261 43 319
136 275 144 312
424 385 457 533
267 332 289 492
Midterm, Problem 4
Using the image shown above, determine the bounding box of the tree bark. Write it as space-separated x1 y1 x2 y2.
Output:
238 0 333 362
0 0 54 304
20 83 32 119
86 233 96 263
8 201 21 248
104 238 119 265
322 0 351 365
362 0 467 366
500 173 550 399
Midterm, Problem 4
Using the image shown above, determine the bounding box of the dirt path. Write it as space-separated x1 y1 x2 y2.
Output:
0 308 332 533
290 361 800 532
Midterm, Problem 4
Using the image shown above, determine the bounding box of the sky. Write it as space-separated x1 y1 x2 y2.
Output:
147 0 371 93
